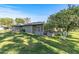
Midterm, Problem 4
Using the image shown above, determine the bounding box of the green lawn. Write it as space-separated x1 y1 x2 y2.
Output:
0 30 79 54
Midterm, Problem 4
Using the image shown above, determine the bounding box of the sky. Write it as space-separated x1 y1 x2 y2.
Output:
0 4 68 22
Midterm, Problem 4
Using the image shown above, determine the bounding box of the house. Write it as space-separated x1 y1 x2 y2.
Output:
0 26 4 30
12 22 44 35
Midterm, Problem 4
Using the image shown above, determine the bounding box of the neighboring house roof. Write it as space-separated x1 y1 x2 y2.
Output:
13 22 44 27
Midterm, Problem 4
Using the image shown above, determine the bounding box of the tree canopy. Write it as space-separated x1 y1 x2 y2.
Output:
24 17 31 23
0 17 13 27
46 6 79 32
15 18 25 25
0 17 31 27
15 17 31 25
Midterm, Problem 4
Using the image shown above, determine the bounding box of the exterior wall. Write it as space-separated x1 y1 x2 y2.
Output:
34 31 43 35
12 27 20 32
32 25 44 35
12 24 44 35
23 25 44 35
47 32 55 36
24 26 32 33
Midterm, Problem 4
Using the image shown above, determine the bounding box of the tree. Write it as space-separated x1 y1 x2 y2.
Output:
68 4 76 9
0 17 13 27
24 17 31 23
46 6 79 37
15 18 25 24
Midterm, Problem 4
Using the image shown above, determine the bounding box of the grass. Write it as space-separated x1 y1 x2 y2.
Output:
0 30 79 54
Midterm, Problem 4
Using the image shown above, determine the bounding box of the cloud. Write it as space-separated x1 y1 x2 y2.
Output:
0 4 18 9
0 5 48 22
0 5 30 18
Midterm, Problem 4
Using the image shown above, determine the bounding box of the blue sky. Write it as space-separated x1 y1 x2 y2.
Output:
0 4 68 22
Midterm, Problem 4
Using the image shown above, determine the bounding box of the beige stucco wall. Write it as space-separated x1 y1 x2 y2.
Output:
32 25 44 35
23 26 32 33
22 25 44 35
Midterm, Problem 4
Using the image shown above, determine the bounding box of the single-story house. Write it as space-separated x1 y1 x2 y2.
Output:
0 26 4 30
12 22 44 35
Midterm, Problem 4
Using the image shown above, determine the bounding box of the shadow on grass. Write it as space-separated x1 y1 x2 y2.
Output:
0 32 58 54
0 32 15 41
0 43 28 54
21 33 79 54
0 31 79 54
